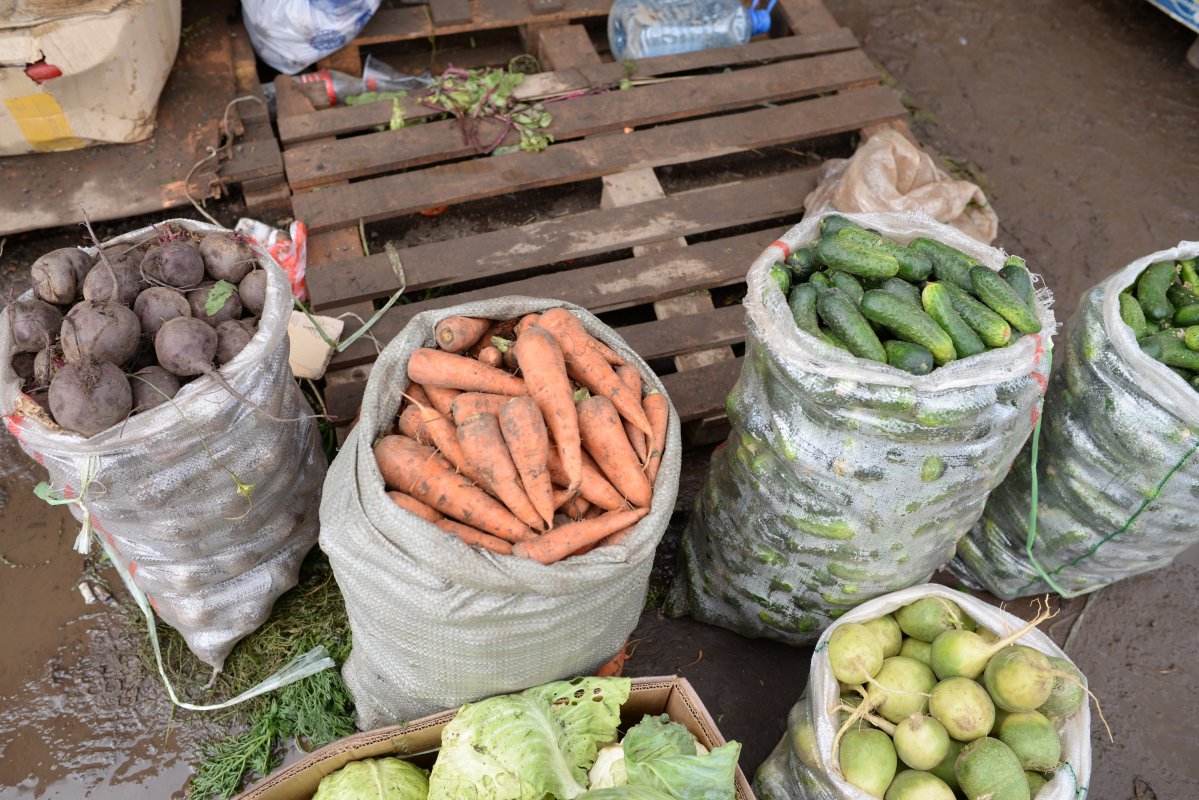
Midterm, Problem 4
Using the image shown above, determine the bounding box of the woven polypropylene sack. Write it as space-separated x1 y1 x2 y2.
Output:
953 241 1199 599
667 211 1056 643
0 219 325 671
753 584 1092 800
320 298 682 728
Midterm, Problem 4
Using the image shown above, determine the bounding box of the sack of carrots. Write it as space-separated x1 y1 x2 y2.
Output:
320 299 681 728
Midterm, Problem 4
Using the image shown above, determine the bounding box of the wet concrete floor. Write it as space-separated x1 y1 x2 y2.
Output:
2 0 1198 797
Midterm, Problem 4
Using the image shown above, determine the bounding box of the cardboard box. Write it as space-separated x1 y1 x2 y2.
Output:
236 676 756 800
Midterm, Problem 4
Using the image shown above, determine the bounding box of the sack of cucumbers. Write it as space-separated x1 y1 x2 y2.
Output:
954 243 1199 599
753 585 1093 800
667 211 1056 644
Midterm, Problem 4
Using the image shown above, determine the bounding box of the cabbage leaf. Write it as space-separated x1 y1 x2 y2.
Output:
617 715 741 800
312 757 429 799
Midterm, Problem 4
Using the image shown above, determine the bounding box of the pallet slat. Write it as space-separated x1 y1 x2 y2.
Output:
660 357 743 423
293 87 903 233
355 0 610 46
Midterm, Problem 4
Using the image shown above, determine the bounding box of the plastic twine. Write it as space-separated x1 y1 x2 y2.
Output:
34 456 104 555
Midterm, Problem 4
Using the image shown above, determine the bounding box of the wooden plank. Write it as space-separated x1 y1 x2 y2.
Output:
660 357 743 423
777 0 841 35
537 25 602 70
316 45 364 78
329 228 773 369
285 50 877 188
354 0 610 46
220 137 284 184
305 167 818 309
276 29 859 145
430 0 474 25
292 87 904 233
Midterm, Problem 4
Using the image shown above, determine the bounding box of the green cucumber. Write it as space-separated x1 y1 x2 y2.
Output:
1119 292 1149 338
923 282 987 358
861 289 957 365
837 226 933 281
1174 304 1199 326
1179 258 1199 287
970 267 1042 334
821 327 848 350
816 288 886 362
1167 283 1199 309
880 276 922 308
1140 336 1165 360
786 245 822 282
1186 326 1199 351
942 281 1012 347
1137 260 1177 321
817 234 901 279
789 284 820 335
999 256 1036 308
1159 338 1199 371
769 263 792 295
819 213 861 237
884 340 935 375
910 237 979 292
830 271 865 305
810 271 831 290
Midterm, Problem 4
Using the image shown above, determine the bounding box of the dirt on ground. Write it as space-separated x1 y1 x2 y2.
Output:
1 0 1198 798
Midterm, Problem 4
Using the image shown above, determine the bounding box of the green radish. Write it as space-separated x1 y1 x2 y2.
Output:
862 614 903 658
1026 770 1049 797
928 677 995 741
893 713 951 770
828 623 885 684
899 638 932 666
895 597 971 642
996 710 1062 771
790 717 821 769
884 770 955 800
1037 657 1085 718
838 728 897 798
928 604 1054 680
929 738 965 793
983 646 1056 712
955 737 1030 800
867 656 937 724
991 707 1010 734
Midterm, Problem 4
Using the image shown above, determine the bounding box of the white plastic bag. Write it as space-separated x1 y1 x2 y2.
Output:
319 298 682 728
241 0 381 75
954 242 1199 599
668 212 1055 643
0 219 326 671
753 584 1092 800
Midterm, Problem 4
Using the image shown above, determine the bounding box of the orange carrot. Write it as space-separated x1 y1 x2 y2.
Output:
436 518 513 555
468 319 518 357
386 490 443 523
478 346 503 368
457 413 546 531
452 392 511 426
547 447 625 511
563 493 591 521
536 309 651 436
398 405 430 443
512 508 648 564
513 326 582 493
408 348 527 396
374 435 534 541
498 396 554 527
644 390 669 485
577 395 653 508
406 382 431 410
552 487 577 509
413 402 490 490
597 525 635 548
423 384 460 417
514 313 541 338
435 316 492 353
617 364 647 462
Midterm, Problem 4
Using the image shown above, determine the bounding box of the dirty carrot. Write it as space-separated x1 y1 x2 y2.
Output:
514 326 582 492
644 390 669 485
499 396 554 528
423 384 461 417
386 491 443 523
515 313 541 338
451 392 511 426
435 315 492 353
406 382 431 409
547 445 625 511
374 435 534 542
408 348 527 396
457 413 546 531
436 518 513 555
617 364 647 462
468 319 519 356
512 508 648 564
398 404 430 443
562 493 591 521
477 346 503 368
536 309 651 436
577 395 653 508
414 402 489 489
552 487 578 509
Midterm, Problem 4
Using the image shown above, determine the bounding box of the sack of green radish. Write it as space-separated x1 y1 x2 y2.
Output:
754 585 1093 800
954 242 1199 599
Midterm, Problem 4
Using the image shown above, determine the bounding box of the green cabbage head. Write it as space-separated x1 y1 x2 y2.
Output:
312 756 429 799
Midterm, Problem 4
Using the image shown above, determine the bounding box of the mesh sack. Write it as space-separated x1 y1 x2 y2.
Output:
953 241 1199 599
319 298 682 728
753 584 1092 800
667 211 1056 643
0 219 325 670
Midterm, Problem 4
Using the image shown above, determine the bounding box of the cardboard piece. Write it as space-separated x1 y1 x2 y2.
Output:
236 676 756 799
287 311 345 380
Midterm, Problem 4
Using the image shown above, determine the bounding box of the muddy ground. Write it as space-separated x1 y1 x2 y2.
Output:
2 0 1198 797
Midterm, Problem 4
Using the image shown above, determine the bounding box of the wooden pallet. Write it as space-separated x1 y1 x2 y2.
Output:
277 0 906 442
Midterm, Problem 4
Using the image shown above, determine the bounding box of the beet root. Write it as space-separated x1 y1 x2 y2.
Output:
11 352 36 382
133 287 191 337
60 300 141 366
238 270 268 316
32 346 63 387
8 298 63 353
49 357 132 436
155 316 217 377
215 319 253 366
31 248 91 304
199 232 255 284
130 365 181 411
142 240 205 289
83 255 145 306
187 282 243 327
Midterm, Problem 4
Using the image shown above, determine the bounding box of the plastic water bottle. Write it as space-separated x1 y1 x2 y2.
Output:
608 0 777 61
